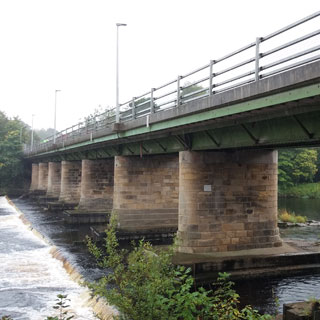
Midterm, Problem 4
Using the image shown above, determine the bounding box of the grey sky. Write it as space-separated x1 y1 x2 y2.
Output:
0 0 319 130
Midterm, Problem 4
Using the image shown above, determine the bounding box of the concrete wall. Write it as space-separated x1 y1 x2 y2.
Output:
78 159 114 212
47 162 61 198
59 160 82 204
177 150 282 253
113 154 179 231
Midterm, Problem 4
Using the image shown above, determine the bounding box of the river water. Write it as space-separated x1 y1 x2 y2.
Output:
0 197 98 320
235 197 320 314
2 196 320 317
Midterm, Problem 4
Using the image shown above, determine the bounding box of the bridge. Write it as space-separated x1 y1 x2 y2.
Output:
25 12 320 254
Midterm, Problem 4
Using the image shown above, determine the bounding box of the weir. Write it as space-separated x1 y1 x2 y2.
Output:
0 196 105 319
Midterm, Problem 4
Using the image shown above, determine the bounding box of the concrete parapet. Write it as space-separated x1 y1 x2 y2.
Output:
29 163 39 191
59 161 82 204
177 150 282 253
78 159 114 212
113 154 179 231
47 162 61 198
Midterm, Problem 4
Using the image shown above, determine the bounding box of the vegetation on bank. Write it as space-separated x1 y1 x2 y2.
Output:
278 148 319 188
278 182 320 199
0 110 57 195
0 111 30 194
278 148 320 199
278 208 307 224
86 216 272 320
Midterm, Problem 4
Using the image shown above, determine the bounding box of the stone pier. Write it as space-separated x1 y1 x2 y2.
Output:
78 159 114 212
113 154 179 232
46 162 61 199
59 161 82 204
38 162 49 192
29 163 39 191
177 150 282 253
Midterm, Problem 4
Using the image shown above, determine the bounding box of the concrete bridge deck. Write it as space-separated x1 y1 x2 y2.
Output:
25 61 320 161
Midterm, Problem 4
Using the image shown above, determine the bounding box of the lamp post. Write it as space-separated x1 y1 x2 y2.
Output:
116 23 127 124
54 89 61 144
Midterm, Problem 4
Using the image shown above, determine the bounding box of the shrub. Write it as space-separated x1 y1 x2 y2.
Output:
86 216 271 320
296 215 308 223
278 209 307 224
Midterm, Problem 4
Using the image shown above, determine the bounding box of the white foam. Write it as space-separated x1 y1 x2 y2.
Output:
0 197 97 319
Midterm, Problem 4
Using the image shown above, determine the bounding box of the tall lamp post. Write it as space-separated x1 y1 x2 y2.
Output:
116 23 127 124
54 89 61 144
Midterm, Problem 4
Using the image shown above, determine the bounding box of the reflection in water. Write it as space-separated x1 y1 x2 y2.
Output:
279 197 320 220
236 273 320 314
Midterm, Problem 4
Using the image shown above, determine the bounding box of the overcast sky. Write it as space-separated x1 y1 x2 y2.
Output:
0 0 319 130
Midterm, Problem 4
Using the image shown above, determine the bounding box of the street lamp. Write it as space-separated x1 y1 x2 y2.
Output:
54 89 61 144
116 23 127 124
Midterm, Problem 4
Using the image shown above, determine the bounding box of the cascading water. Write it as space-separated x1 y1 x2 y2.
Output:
0 196 98 320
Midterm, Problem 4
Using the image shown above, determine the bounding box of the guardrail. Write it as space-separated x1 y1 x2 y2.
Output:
25 11 320 156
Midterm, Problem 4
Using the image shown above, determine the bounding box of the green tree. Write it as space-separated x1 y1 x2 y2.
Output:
181 81 206 102
278 148 318 188
292 149 317 183
35 128 57 141
0 111 31 194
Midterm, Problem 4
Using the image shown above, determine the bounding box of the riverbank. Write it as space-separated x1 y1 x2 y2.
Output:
279 182 320 199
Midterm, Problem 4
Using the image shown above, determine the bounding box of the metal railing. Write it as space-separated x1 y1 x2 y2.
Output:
25 11 320 156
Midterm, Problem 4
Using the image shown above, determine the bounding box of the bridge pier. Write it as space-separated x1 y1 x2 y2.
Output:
46 162 61 199
78 159 114 212
35 162 48 195
113 155 179 232
29 163 39 192
59 160 82 205
177 150 282 253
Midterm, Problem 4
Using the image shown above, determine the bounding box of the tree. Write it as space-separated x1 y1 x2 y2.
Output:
292 149 317 183
35 128 57 141
278 148 318 188
0 111 32 194
181 81 206 102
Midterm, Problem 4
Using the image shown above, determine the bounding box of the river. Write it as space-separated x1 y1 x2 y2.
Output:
2 196 320 317
235 197 320 314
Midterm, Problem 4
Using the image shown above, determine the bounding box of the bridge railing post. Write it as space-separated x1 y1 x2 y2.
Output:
255 37 261 81
177 76 181 107
209 60 215 96
150 88 155 114
132 97 136 119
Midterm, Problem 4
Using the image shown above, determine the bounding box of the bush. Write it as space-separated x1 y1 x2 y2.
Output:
86 216 271 320
278 209 307 224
